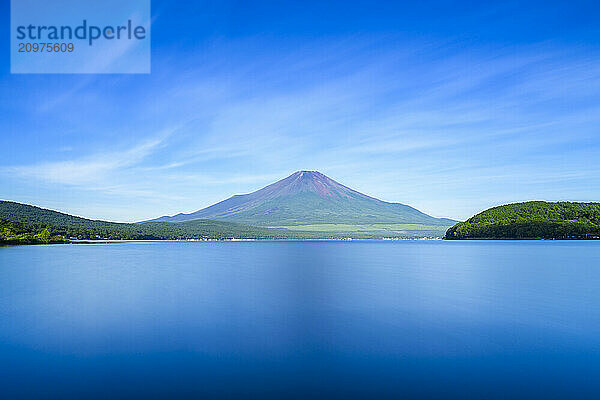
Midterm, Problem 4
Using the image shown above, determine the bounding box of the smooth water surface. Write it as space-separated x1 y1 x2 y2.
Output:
1 241 599 398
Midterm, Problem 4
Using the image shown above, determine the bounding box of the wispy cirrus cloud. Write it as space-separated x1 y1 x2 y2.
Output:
5 132 169 187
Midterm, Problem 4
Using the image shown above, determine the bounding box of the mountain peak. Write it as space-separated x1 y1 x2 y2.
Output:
289 170 327 180
269 170 357 199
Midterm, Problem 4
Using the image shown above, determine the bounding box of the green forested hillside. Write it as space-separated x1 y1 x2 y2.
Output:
445 201 600 239
0 219 67 245
0 200 359 241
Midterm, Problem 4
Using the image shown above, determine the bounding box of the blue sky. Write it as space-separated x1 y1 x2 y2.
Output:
1 0 599 222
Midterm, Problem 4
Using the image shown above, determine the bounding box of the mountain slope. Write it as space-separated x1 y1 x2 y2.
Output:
0 200 330 240
147 171 457 230
445 201 600 239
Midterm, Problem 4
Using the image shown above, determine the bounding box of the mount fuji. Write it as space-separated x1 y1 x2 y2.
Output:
145 171 457 234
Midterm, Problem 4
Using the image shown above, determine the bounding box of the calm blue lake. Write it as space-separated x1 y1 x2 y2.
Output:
1 240 599 398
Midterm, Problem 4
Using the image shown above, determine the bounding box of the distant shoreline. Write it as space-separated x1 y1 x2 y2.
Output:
1 237 448 246
5 237 600 248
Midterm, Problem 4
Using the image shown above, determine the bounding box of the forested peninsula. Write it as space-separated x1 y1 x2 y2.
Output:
445 201 600 240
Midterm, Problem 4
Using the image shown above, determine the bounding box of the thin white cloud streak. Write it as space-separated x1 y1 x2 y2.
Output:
4 124 179 188
7 139 159 185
